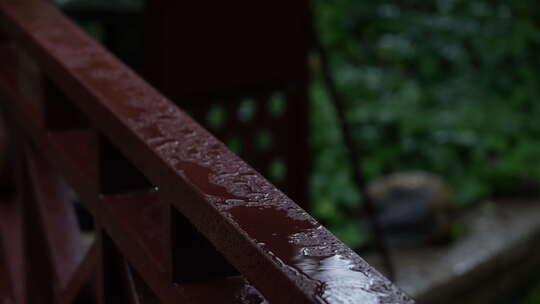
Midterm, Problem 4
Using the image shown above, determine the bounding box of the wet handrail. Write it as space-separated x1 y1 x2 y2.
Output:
0 0 413 303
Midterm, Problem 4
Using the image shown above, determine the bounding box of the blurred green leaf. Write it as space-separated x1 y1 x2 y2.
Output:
310 0 540 249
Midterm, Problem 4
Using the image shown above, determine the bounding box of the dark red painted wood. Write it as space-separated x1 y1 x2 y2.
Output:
58 243 98 304
0 50 267 303
18 145 56 304
24 145 84 289
0 1 414 303
0 199 22 304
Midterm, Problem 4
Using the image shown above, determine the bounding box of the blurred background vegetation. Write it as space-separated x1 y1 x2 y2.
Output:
310 0 540 250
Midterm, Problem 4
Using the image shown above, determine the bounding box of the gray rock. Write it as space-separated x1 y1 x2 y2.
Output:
367 171 452 247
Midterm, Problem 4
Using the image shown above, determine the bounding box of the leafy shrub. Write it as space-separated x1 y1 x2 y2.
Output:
311 0 540 248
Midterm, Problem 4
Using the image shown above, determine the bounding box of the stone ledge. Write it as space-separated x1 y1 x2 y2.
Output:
366 200 540 303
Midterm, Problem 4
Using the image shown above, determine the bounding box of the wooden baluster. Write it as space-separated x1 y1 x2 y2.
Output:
97 232 154 304
97 232 129 304
18 145 56 304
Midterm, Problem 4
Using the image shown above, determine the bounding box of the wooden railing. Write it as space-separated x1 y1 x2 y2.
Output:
0 1 414 303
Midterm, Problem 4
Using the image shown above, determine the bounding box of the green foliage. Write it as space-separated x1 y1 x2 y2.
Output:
311 0 540 248
524 282 540 304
